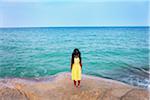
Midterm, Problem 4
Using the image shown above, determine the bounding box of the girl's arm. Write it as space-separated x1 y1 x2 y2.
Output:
80 62 82 69
71 60 72 70
71 65 72 70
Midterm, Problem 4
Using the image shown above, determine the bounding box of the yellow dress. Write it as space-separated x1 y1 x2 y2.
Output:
71 57 82 81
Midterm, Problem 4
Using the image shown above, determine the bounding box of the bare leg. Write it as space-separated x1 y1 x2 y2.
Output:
77 80 80 87
74 80 76 87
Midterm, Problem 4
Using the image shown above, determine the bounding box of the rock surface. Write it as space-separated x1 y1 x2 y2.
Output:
0 72 149 100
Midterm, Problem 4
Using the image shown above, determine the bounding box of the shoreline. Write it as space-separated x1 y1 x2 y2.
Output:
0 71 148 89
0 72 149 100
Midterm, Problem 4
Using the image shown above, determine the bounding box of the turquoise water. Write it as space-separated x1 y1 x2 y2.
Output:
0 27 149 88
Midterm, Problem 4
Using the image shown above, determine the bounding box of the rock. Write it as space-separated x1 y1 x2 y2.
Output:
0 72 149 100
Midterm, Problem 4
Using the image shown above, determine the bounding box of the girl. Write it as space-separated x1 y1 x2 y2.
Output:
71 48 82 87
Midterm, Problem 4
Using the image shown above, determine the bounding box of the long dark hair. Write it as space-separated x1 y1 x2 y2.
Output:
71 48 82 69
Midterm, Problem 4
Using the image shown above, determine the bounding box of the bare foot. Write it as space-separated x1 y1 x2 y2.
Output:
74 85 77 88
77 85 80 88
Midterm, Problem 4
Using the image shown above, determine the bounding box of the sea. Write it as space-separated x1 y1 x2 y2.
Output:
0 27 149 89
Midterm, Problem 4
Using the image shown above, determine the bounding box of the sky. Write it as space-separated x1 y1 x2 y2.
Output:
0 0 149 27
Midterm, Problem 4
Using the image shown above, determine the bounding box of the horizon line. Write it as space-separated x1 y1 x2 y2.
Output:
0 26 149 29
